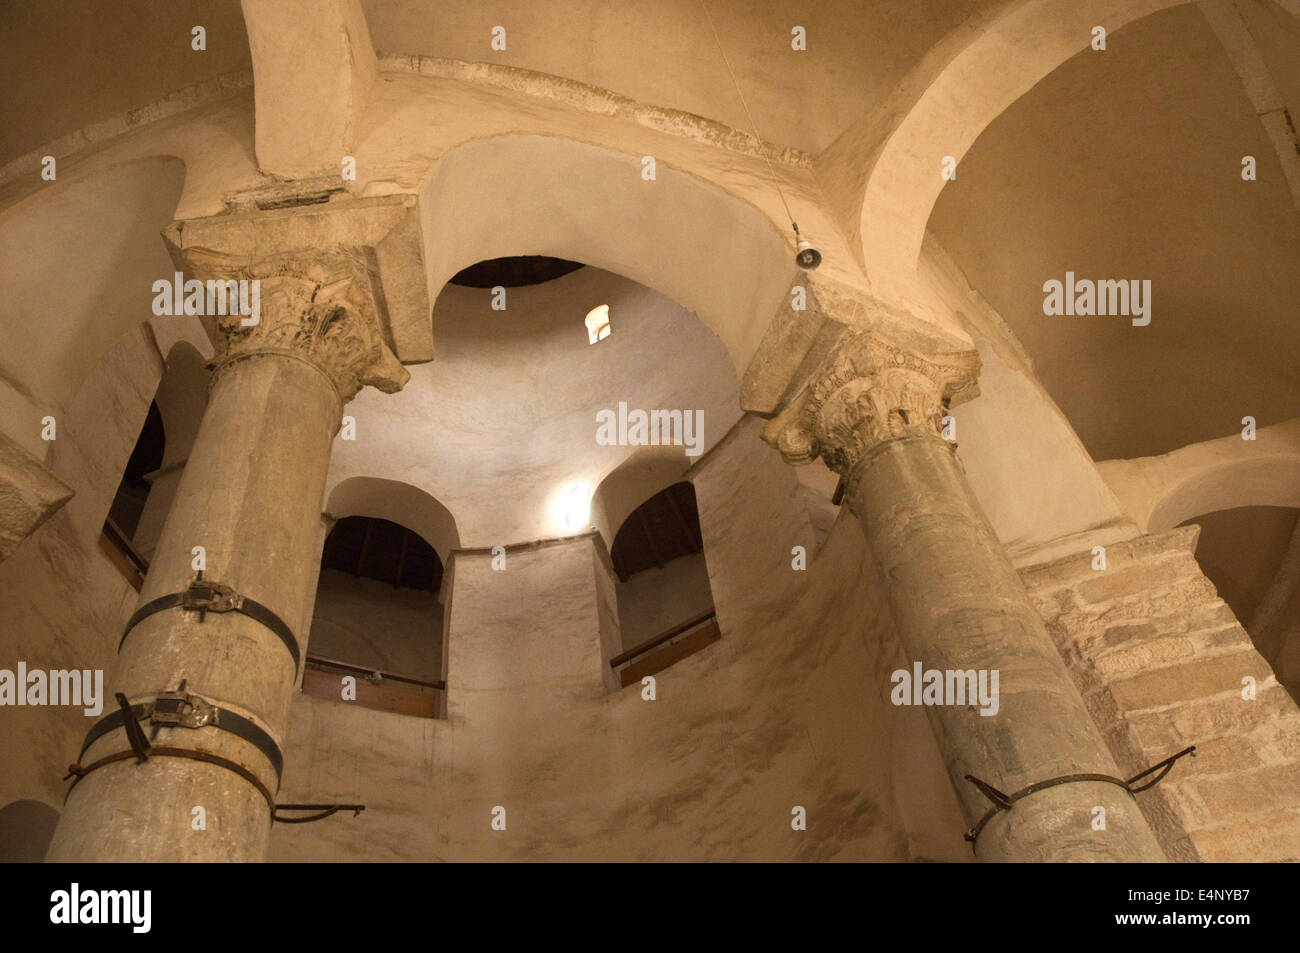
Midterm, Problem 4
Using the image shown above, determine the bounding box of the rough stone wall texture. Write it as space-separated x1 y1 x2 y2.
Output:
1022 525 1300 862
269 419 971 862
0 326 159 820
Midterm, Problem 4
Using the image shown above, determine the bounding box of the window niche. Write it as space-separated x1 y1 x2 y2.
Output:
303 516 448 718
607 481 719 688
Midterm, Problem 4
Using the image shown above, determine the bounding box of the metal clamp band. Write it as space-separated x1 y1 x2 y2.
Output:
118 571 301 675
79 689 283 780
962 746 1197 846
64 747 276 814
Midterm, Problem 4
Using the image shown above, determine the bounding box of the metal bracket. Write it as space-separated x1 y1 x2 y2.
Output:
149 688 217 730
274 803 367 824
179 571 241 621
77 682 285 779
119 570 301 675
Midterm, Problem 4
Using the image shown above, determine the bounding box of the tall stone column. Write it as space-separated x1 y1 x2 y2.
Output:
764 328 1166 862
47 248 408 861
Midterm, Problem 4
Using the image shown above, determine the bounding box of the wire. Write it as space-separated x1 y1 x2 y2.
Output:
698 0 798 234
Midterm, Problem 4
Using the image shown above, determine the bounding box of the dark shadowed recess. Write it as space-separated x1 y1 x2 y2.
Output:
611 481 704 583
321 515 443 592
449 255 585 288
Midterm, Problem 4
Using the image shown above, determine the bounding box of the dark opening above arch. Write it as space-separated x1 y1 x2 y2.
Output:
321 516 443 592
449 255 585 288
611 481 704 582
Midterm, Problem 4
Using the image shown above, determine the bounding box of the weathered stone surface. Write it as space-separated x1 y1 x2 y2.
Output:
0 430 74 562
1023 526 1300 861
767 327 1164 862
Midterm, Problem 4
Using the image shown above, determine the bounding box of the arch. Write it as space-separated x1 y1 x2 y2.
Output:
818 0 1193 285
1150 457 1300 534
324 476 460 565
0 155 187 417
604 479 717 677
1099 418 1300 533
307 513 447 717
418 134 792 378
590 446 693 551
0 799 59 862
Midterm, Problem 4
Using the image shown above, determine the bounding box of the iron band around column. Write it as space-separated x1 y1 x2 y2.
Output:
118 570 300 675
962 746 1197 847
64 746 277 814
78 689 284 779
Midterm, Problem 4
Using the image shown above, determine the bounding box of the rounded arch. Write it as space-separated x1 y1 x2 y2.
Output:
324 476 460 565
0 155 187 417
418 133 792 377
0 799 59 862
590 446 692 551
1150 457 1300 534
819 0 1194 284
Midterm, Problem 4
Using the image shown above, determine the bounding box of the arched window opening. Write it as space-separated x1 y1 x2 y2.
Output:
1180 505 1300 704
100 400 164 590
0 800 59 862
607 481 718 687
303 516 447 718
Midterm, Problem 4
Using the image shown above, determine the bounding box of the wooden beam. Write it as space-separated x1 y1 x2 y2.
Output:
619 621 721 687
665 485 702 553
610 608 717 668
394 526 409 588
355 517 375 577
636 507 664 569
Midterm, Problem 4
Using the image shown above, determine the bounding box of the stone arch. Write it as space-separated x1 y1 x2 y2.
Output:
589 446 692 551
818 0 1193 285
0 155 187 419
1150 457 1300 534
418 133 793 378
324 476 460 566
0 799 59 862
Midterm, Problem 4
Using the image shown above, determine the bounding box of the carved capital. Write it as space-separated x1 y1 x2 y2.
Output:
185 246 409 403
762 330 979 476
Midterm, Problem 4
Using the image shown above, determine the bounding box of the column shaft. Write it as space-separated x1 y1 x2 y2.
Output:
849 434 1166 861
46 355 337 861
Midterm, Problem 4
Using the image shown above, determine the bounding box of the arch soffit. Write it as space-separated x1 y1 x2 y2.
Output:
324 476 461 565
819 0 1197 283
416 132 794 379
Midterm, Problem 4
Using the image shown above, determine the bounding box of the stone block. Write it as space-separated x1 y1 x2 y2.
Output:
0 432 74 562
1108 653 1275 710
1188 809 1300 862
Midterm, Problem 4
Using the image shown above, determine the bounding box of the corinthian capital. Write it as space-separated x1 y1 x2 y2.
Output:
180 245 409 403
762 329 979 476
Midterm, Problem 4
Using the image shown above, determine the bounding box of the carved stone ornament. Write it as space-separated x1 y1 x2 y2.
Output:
183 245 409 403
762 330 979 477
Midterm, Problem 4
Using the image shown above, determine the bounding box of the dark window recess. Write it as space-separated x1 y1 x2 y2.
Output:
610 481 704 582
608 481 718 687
320 516 443 592
449 255 585 288
106 400 165 540
101 400 164 590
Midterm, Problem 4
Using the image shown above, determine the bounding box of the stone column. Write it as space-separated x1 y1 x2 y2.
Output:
47 249 408 862
764 328 1166 862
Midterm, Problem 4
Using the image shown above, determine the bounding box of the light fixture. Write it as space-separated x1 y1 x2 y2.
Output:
585 304 611 344
793 224 821 271
558 483 591 532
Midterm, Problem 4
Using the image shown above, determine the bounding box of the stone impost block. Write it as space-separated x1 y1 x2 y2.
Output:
162 193 431 366
0 431 74 562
